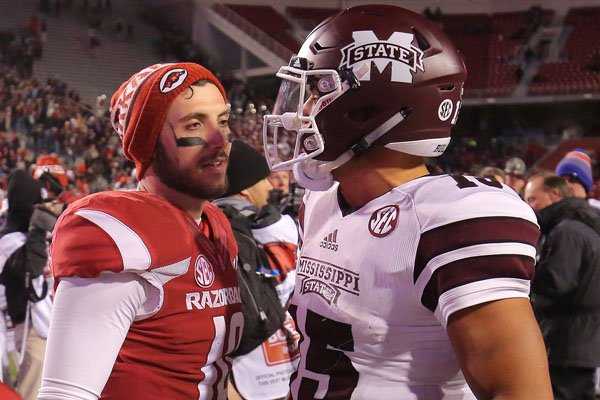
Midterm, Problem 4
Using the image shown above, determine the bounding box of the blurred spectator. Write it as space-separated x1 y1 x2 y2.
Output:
524 173 600 400
555 149 600 210
39 21 47 45
112 18 124 39
267 170 290 195
479 166 506 184
27 16 39 36
214 140 299 400
504 156 527 196
88 28 100 55
125 23 133 41
266 170 300 217
0 170 61 398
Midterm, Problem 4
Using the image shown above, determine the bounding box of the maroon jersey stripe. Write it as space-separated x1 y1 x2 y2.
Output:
414 216 539 283
421 254 535 312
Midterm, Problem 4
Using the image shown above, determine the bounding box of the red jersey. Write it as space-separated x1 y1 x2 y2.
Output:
50 191 242 400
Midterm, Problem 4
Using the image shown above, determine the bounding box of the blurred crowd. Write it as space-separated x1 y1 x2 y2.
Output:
0 17 280 207
0 18 598 211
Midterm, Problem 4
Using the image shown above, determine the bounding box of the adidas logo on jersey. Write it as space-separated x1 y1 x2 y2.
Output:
319 229 339 252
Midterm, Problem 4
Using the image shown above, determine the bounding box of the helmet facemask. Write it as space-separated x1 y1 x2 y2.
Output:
263 57 356 172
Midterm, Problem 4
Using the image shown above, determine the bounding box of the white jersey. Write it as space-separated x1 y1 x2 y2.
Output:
290 174 540 400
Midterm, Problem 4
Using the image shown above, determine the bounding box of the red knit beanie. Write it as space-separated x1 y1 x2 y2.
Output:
110 62 227 179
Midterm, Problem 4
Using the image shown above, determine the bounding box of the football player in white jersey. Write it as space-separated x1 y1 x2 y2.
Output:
263 5 552 400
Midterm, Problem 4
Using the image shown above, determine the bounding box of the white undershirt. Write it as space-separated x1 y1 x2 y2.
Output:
38 273 156 400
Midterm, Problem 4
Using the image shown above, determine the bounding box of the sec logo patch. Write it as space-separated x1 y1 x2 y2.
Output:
194 255 215 288
368 205 399 237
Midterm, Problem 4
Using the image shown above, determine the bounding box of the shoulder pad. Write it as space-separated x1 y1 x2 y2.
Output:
52 191 195 281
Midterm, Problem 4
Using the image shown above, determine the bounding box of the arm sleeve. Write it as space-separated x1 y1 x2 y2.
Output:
414 190 540 327
38 272 153 400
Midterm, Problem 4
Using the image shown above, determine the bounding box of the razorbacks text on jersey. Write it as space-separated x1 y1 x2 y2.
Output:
290 174 539 400
50 191 242 400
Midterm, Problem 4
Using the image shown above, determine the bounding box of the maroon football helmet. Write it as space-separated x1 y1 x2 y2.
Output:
263 4 467 178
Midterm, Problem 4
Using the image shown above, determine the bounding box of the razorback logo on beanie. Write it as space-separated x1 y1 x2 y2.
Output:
110 62 227 180
159 69 188 93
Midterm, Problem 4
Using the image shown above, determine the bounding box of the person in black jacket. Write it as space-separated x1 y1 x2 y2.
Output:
214 139 300 400
524 173 600 400
0 169 61 393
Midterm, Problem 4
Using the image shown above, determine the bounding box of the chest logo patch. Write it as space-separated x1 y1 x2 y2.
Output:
368 205 399 237
194 255 215 288
297 257 359 305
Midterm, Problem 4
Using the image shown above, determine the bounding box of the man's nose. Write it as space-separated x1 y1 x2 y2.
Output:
205 122 229 148
303 97 316 116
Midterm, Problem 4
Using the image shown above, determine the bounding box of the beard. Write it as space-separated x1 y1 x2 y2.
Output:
153 140 228 200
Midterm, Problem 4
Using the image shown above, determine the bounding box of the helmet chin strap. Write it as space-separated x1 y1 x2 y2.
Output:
293 160 335 191
293 111 405 191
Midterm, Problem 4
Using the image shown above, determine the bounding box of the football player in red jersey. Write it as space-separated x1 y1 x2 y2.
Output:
263 5 552 400
38 63 243 400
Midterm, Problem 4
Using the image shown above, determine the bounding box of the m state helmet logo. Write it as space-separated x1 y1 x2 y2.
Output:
159 68 188 93
340 31 425 83
368 205 400 237
194 255 215 288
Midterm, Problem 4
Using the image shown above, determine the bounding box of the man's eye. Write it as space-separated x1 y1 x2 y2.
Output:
219 119 230 128
187 122 202 130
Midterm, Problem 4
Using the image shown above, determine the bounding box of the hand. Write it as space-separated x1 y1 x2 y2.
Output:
38 170 64 198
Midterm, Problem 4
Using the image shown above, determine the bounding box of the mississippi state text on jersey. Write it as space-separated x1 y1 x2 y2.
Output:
290 174 539 400
50 191 242 400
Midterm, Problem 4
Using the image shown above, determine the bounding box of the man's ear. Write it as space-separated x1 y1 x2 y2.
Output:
239 188 251 199
548 187 563 202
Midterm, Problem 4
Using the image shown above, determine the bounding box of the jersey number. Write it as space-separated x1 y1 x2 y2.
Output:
295 308 359 399
450 174 503 189
199 312 244 400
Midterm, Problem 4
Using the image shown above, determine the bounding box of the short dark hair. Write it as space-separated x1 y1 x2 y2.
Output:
541 174 573 199
183 79 217 99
